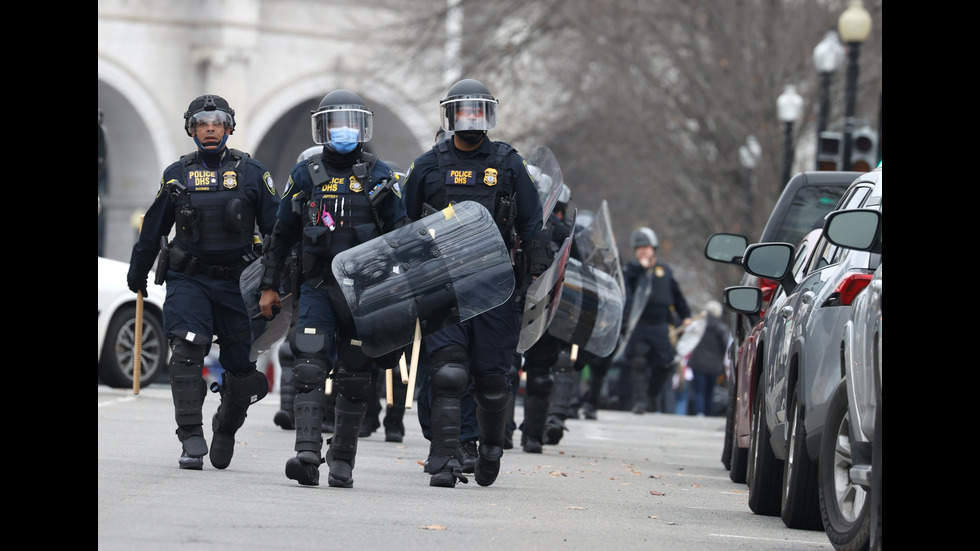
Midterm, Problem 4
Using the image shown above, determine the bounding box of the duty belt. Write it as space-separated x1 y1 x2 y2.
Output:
179 251 259 280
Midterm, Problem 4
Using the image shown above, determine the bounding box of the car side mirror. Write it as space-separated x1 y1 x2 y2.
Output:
823 208 882 255
705 233 749 265
742 242 798 294
724 285 762 314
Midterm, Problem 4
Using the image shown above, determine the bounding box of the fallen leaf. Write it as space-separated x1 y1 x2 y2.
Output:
422 525 446 531
650 490 665 495
565 506 585 510
648 515 659 519
416 459 425 467
648 474 663 479
691 483 701 488
549 470 568 477
609 476 620 480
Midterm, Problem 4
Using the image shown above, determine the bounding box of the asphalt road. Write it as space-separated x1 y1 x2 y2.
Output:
98 385 831 550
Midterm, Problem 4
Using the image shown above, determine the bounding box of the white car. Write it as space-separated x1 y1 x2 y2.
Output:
98 256 168 388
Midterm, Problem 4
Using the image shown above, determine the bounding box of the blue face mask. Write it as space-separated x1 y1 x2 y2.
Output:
329 126 359 154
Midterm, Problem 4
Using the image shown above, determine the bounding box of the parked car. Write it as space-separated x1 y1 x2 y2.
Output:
734 168 882 530
704 170 856 482
717 228 825 499
817 208 883 551
98 256 168 388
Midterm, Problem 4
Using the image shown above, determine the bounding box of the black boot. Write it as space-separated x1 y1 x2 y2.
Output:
171 358 208 470
210 399 247 469
474 402 508 487
286 389 326 486
384 378 407 442
521 394 549 453
176 425 208 470
427 394 468 487
630 363 649 414
326 394 366 488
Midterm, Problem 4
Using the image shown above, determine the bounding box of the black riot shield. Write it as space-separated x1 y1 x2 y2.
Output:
331 201 515 358
546 257 624 358
240 259 295 362
516 210 575 353
525 145 564 228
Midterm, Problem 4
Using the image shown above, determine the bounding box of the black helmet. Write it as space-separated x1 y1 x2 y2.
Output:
440 79 497 133
183 94 236 136
311 90 373 145
630 227 659 249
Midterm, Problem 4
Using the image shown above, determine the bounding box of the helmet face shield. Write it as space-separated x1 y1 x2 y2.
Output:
311 107 373 145
440 98 497 132
187 110 234 135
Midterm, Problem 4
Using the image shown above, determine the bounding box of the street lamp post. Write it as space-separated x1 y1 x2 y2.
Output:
777 85 803 188
813 30 844 170
838 0 872 171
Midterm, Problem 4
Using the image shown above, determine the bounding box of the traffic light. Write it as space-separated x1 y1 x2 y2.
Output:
850 127 879 173
817 131 842 171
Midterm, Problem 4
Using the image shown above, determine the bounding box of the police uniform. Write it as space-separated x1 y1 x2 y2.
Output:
402 134 542 487
127 119 280 471
263 144 409 488
618 260 692 413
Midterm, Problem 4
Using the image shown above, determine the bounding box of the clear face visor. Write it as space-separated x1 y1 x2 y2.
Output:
440 98 497 132
311 107 374 145
188 111 233 134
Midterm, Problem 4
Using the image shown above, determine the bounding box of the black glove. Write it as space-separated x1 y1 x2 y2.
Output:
127 264 148 298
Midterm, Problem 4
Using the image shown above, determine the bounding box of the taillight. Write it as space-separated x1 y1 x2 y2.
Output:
758 278 778 316
823 273 873 307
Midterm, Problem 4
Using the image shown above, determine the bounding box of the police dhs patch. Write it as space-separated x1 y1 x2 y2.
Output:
223 171 238 189
349 176 363 193
484 167 498 186
263 172 276 195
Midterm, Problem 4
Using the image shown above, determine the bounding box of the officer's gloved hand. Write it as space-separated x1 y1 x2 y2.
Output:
127 265 148 298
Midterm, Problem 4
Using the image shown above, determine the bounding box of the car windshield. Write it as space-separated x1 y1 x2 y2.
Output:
772 185 845 247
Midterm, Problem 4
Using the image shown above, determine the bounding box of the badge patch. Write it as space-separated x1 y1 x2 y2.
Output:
484 167 498 186
655 266 665 278
349 176 362 193
263 172 276 195
223 171 238 189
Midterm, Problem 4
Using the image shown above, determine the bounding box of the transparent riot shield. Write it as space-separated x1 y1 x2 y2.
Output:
525 145 564 227
546 257 624 358
240 259 294 362
574 200 626 296
331 201 515 357
516 209 576 353
611 268 652 363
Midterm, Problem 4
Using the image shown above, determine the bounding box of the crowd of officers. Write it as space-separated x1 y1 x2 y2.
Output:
126 79 716 490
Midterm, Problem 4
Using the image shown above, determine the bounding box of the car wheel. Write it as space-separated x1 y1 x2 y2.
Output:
781 385 822 530
98 305 167 388
747 373 782 516
818 382 870 549
869 389 882 551
729 401 748 483
722 380 735 470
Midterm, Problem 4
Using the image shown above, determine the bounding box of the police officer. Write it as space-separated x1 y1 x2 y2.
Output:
520 185 577 452
401 79 542 487
617 228 692 414
127 94 280 470
258 90 410 488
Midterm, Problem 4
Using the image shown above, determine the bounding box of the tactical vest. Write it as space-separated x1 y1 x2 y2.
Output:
173 149 255 255
299 152 381 284
640 264 677 324
426 140 516 237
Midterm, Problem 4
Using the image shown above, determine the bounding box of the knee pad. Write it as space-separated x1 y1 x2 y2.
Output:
430 344 468 368
430 362 469 395
291 327 331 393
524 372 554 397
334 369 372 403
472 372 511 413
220 369 270 406
629 344 650 370
337 338 371 372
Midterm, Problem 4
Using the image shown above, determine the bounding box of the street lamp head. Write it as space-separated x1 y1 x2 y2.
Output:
839 0 872 43
813 30 845 73
777 85 804 123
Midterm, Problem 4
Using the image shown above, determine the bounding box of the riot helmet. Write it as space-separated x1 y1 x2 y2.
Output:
183 94 236 137
297 145 321 164
630 227 658 249
439 79 497 136
311 90 374 151
555 184 572 212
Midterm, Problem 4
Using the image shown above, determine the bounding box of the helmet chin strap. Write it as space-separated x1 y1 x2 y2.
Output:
194 134 229 153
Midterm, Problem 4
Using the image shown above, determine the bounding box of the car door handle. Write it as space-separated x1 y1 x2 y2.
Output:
801 291 814 304
780 305 793 319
